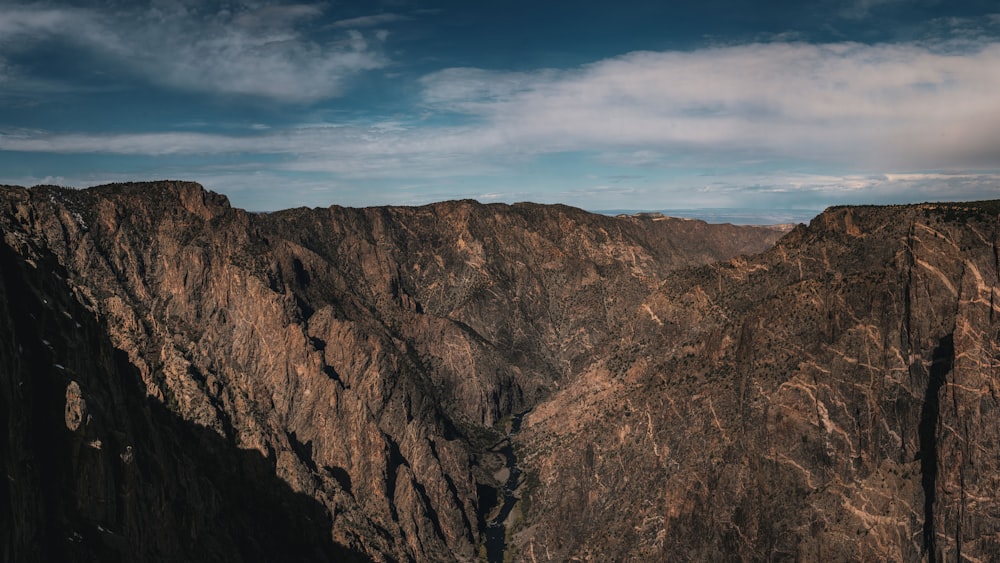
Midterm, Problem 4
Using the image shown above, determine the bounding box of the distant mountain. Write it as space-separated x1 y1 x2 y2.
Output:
3 182 997 561
598 207 823 225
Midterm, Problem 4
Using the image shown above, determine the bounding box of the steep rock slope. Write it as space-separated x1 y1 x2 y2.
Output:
518 203 1000 561
259 201 782 426
0 181 783 561
0 216 367 562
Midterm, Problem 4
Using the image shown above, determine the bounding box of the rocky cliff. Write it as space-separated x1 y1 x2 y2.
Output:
516 202 1000 561
0 181 785 561
8 181 997 562
0 204 367 562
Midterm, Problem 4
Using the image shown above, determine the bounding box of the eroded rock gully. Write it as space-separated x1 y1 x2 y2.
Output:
3 181 999 562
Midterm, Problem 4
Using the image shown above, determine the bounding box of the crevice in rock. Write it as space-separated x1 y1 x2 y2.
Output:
484 410 526 563
428 438 475 541
903 224 915 351
286 431 318 472
293 294 315 321
386 437 408 523
323 465 353 495
411 476 447 544
918 332 953 559
291 258 310 288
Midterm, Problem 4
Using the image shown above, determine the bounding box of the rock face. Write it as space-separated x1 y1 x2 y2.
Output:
0 181 784 562
517 203 1000 561
0 210 366 562
8 181 998 562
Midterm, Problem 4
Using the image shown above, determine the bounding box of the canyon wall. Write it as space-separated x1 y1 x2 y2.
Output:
6 181 997 561
1 181 783 561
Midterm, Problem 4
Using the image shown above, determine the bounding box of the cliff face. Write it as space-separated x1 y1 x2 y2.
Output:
10 181 997 562
517 203 1000 561
0 204 366 562
0 181 785 561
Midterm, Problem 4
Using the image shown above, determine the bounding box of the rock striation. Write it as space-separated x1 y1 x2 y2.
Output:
9 181 998 561
0 181 783 561
0 207 367 562
516 202 1000 561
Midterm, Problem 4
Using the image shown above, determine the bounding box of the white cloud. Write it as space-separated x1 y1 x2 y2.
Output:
418 41 1000 170
0 130 261 155
330 13 408 29
674 171 1000 210
0 2 387 102
420 67 565 108
4 38 1000 211
7 39 1000 174
0 5 125 55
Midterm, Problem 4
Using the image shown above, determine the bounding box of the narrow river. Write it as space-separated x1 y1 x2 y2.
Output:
485 412 525 563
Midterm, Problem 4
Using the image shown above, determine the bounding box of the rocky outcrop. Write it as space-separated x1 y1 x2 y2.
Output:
0 219 367 562
259 200 783 428
0 181 784 561
516 202 1000 561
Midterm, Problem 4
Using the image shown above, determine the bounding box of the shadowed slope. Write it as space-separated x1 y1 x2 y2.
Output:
0 232 368 562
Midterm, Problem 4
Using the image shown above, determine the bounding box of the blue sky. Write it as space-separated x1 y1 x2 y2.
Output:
1 1 999 222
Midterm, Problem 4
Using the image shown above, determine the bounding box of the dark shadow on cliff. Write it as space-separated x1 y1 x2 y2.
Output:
0 238 371 563
918 332 954 561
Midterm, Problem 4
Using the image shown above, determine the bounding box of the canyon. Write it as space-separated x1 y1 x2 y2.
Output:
2 181 998 561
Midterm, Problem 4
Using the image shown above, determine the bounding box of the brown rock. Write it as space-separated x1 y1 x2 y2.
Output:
515 202 1000 561
64 381 86 432
0 180 799 561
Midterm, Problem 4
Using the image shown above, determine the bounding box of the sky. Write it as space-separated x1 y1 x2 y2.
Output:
1 1 999 223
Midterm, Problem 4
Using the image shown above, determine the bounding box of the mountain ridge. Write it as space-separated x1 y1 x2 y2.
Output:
516 201 1000 560
3 180 998 561
1 181 785 561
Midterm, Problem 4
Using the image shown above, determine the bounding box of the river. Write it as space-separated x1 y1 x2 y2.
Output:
484 411 525 562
